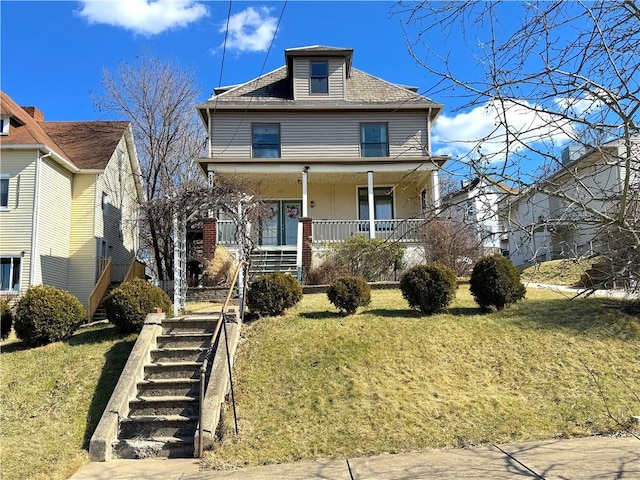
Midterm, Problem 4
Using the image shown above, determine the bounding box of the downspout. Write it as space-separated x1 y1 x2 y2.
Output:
207 109 212 158
30 151 51 286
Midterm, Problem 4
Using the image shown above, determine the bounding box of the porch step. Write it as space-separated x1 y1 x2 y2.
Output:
250 249 298 276
91 282 120 322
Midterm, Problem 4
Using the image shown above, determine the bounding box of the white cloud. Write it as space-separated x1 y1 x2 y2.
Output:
221 7 277 53
433 100 574 161
77 0 208 36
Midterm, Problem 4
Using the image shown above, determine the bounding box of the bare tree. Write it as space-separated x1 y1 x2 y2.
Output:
94 52 205 282
397 0 640 289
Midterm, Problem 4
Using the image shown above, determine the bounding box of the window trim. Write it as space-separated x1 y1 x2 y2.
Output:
309 60 329 95
0 255 22 292
0 117 9 136
360 123 389 158
252 123 281 159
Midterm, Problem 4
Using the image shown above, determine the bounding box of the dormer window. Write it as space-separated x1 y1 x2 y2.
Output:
310 61 328 94
0 117 9 136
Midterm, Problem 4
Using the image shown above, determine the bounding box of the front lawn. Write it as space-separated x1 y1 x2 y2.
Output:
204 286 640 469
0 323 136 480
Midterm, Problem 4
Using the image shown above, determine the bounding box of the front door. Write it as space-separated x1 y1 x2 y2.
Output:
260 200 302 246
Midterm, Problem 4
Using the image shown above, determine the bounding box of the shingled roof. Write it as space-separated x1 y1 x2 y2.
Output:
199 47 440 110
0 91 129 171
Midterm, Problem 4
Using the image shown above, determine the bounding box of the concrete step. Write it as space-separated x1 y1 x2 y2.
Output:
156 334 212 349
136 379 200 398
113 436 194 459
162 317 220 335
151 348 208 363
129 396 199 417
144 362 203 380
119 415 198 439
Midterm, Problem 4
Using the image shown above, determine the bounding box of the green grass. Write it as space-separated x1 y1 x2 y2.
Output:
520 258 596 286
204 286 640 469
0 323 136 480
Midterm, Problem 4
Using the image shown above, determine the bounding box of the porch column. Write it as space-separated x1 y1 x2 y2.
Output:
367 170 375 239
431 169 441 215
300 217 313 283
302 167 309 217
202 218 217 260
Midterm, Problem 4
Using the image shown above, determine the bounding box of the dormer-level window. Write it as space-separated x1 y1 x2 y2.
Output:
310 61 328 94
0 117 9 136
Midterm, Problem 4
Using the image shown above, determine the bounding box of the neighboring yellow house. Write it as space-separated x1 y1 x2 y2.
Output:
0 91 144 315
196 46 449 277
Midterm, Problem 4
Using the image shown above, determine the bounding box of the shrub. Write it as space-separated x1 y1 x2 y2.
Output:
399 263 457 315
14 285 85 346
1 299 13 340
327 276 371 315
105 278 173 333
324 236 405 282
202 245 235 286
305 257 349 285
470 254 526 311
247 273 302 317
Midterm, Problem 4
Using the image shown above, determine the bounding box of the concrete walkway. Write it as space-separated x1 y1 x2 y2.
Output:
68 436 639 479
526 282 639 300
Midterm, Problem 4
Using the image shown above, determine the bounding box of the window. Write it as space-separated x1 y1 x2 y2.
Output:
0 117 8 136
0 176 8 208
252 124 280 158
360 123 389 157
310 61 328 94
101 192 108 211
0 256 21 292
358 187 394 224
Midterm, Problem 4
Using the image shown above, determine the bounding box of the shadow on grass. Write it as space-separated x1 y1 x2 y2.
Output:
300 310 344 320
0 339 31 354
363 308 424 319
82 337 136 449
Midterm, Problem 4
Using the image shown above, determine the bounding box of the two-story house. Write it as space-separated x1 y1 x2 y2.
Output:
0 91 144 318
499 139 639 267
196 46 449 279
441 177 517 255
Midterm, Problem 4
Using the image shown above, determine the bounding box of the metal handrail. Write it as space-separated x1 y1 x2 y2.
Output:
198 259 248 457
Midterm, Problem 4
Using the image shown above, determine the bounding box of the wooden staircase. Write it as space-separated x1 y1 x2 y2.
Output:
91 282 119 322
113 315 219 459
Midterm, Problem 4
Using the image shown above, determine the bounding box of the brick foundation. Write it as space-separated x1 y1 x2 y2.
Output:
202 218 217 260
300 217 312 283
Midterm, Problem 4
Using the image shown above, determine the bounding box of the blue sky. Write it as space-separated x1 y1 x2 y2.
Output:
0 1 575 175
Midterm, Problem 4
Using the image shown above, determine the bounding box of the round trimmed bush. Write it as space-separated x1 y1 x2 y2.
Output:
400 263 457 315
1 299 13 340
327 276 371 315
470 254 526 311
105 278 173 333
14 285 85 346
247 273 302 317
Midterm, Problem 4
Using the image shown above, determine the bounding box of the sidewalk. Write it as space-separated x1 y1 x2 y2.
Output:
526 282 639 300
68 436 640 479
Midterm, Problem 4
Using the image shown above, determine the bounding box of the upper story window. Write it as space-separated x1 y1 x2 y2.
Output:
361 123 389 157
0 176 9 209
252 124 280 158
0 117 9 136
310 61 329 94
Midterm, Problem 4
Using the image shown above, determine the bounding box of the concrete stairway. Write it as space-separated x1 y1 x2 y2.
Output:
113 315 218 459
250 249 298 276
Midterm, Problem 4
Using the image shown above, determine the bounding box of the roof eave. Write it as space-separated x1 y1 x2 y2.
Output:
0 143 79 173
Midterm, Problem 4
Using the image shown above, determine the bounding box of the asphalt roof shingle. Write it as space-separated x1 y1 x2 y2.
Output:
1 90 129 171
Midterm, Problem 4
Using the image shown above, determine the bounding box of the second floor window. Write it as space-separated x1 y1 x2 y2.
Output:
310 61 329 94
361 123 388 157
0 177 9 208
252 124 280 158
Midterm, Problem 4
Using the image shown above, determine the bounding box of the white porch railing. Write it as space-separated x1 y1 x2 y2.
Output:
313 219 426 244
217 218 427 245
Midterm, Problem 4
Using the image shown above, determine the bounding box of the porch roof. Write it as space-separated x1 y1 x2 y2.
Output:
197 155 449 176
